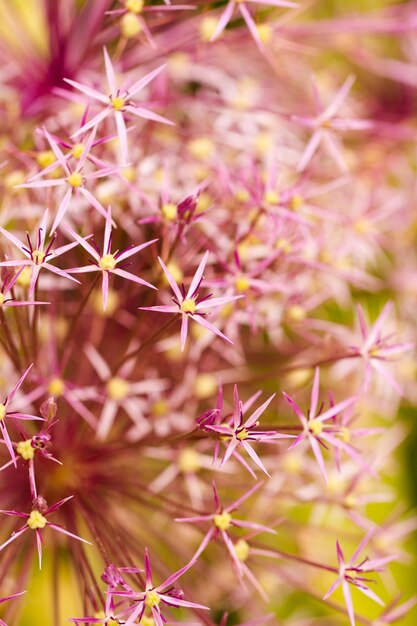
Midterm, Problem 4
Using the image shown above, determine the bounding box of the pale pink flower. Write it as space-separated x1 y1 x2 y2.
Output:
19 128 117 233
324 532 396 626
64 48 172 164
282 368 357 485
139 252 243 351
66 206 157 310
0 210 80 299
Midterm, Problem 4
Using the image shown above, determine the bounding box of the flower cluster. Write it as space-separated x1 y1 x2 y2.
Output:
0 1 416 626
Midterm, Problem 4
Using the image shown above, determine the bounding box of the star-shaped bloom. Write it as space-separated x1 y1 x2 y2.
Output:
64 48 172 164
0 210 80 298
282 368 357 485
292 75 374 172
85 344 167 440
0 495 91 569
203 385 293 477
324 532 396 626
0 364 45 466
176 481 275 575
210 0 298 50
139 252 243 351
351 301 414 395
19 128 117 233
112 549 208 626
66 206 157 310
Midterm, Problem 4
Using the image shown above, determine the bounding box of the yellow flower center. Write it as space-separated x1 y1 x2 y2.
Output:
99 254 117 270
32 249 45 264
178 448 201 474
107 377 129 400
234 539 250 561
199 16 218 42
140 616 155 626
236 428 249 441
111 96 126 111
161 203 177 221
235 275 250 292
214 511 232 530
151 399 169 417
27 510 47 530
309 418 324 436
194 373 217 399
0 293 5 306
125 0 144 13
339 427 350 443
17 439 34 460
145 590 161 608
67 172 83 187
263 190 279 205
181 298 197 314
0 405 6 421
37 150 55 168
286 305 306 322
256 23 272 44
290 194 304 210
71 143 84 159
48 377 65 397
121 12 142 38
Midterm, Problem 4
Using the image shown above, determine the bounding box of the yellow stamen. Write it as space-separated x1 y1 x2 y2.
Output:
48 377 65 397
235 539 250 561
121 12 142 38
236 428 249 441
199 16 218 42
145 590 161 608
125 0 144 13
37 150 55 168
107 377 129 400
0 405 6 421
178 448 201 474
140 616 155 626
111 96 126 111
99 254 117 270
235 275 250 293
263 190 279 205
32 250 45 264
214 511 232 530
17 439 34 460
67 172 83 187
27 510 47 530
181 298 197 314
309 418 323 436
161 203 177 221
71 143 84 159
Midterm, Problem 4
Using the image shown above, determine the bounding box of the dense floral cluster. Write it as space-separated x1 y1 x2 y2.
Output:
0 1 416 625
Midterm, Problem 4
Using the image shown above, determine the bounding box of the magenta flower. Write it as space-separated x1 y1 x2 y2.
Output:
66 206 157 310
324 532 396 626
139 252 243 351
64 48 172 164
0 210 81 298
0 495 91 569
176 481 275 575
19 128 117 233
113 549 209 626
210 0 298 49
0 364 45 467
282 368 357 485
204 385 292 477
